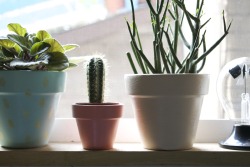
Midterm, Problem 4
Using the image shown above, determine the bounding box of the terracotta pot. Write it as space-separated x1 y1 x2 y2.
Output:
72 103 123 150
125 74 209 150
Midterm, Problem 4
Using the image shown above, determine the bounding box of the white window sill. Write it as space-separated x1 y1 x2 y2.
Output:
0 142 249 166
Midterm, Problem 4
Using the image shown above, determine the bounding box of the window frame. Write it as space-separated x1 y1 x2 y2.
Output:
0 0 235 143
51 1 234 143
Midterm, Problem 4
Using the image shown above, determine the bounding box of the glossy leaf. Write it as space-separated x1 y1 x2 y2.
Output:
63 44 79 52
7 34 29 50
9 58 48 68
0 39 16 49
28 33 39 44
7 23 27 37
46 52 69 71
0 51 14 63
1 47 16 58
68 56 84 65
13 44 22 53
44 38 64 53
0 23 78 71
0 39 20 57
69 62 78 68
30 42 51 57
36 30 52 41
18 51 24 58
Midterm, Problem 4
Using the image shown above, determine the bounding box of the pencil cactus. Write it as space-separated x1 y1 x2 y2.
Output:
87 57 105 103
126 0 232 74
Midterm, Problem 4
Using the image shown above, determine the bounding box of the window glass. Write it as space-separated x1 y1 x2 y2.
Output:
0 0 122 34
0 0 234 119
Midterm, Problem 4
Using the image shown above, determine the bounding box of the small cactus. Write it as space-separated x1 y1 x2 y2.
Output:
87 57 105 103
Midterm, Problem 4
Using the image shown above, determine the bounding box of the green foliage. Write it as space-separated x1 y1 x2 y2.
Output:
7 23 27 36
126 0 232 74
87 57 105 103
0 23 79 71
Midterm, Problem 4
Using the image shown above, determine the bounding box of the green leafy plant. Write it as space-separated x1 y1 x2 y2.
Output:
126 0 232 74
87 56 105 103
0 23 79 71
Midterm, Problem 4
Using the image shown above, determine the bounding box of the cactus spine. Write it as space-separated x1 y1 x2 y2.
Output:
87 57 105 103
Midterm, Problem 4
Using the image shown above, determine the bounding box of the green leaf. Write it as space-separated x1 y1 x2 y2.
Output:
7 23 27 36
46 52 69 71
0 38 16 49
28 33 39 44
0 39 20 56
36 30 52 41
18 51 24 58
9 59 48 69
68 56 85 65
68 62 78 68
7 34 29 50
44 38 64 53
13 44 22 53
63 44 79 52
0 51 14 63
30 42 51 57
1 47 16 58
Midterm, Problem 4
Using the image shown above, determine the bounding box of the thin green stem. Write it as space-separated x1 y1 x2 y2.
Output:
129 0 136 37
130 41 146 74
145 0 157 15
164 31 182 68
127 52 138 74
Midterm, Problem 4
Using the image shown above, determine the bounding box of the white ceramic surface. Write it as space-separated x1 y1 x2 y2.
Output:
125 74 210 150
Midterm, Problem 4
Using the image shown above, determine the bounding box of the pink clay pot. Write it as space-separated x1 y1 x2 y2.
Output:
72 103 123 150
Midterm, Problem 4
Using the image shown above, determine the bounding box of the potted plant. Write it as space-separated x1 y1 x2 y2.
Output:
0 23 78 148
72 56 123 150
125 0 232 150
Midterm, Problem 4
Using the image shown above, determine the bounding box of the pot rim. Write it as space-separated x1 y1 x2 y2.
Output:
125 73 209 77
0 70 66 93
72 102 123 119
0 70 65 73
125 73 210 96
74 102 123 106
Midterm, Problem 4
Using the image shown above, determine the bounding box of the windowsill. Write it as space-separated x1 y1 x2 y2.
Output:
0 142 249 166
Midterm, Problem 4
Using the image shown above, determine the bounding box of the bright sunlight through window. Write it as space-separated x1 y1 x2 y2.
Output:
0 0 240 120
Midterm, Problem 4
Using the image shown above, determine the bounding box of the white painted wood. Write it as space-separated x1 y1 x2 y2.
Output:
0 143 248 166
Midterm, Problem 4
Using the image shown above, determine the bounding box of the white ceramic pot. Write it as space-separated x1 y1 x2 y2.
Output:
125 74 210 150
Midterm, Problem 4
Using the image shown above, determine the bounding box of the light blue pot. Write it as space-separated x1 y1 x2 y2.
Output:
0 71 66 148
